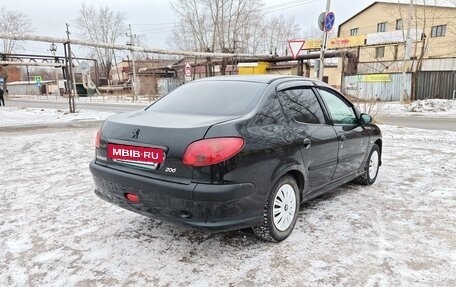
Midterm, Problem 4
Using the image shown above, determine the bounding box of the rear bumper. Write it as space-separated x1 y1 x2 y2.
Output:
89 161 263 232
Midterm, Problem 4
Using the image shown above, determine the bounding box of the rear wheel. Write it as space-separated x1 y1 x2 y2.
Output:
353 144 380 185
252 176 300 242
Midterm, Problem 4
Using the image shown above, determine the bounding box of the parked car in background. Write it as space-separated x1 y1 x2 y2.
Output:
90 75 382 242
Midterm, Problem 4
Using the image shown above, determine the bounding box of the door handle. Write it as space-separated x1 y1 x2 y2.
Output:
303 138 312 149
340 135 347 142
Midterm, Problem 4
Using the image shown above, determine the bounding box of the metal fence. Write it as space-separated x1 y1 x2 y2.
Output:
157 78 181 96
343 73 411 101
415 71 456 100
6 83 42 95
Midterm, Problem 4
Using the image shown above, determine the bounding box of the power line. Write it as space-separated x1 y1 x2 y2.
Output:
136 27 175 34
131 22 174 26
264 0 314 10
263 0 319 13
264 0 303 9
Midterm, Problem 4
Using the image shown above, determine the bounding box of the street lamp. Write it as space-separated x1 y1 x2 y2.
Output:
49 43 60 97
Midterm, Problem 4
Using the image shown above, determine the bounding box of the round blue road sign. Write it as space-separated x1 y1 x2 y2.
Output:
324 12 335 32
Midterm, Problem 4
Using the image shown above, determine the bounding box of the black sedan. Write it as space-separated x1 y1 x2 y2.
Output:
90 75 382 242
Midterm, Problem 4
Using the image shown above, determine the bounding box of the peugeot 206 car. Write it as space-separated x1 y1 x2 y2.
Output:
90 75 382 242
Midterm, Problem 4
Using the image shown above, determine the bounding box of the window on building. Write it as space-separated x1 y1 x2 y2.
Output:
350 28 359 36
377 22 387 32
393 45 399 60
375 46 385 58
431 25 446 37
396 19 403 30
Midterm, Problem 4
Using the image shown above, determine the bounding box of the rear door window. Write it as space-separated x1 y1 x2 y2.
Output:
279 87 326 124
146 81 267 116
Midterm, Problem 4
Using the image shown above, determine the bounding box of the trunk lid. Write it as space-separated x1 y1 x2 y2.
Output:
98 109 238 184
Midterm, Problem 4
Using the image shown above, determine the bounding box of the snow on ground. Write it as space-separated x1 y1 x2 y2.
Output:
0 107 113 127
8 94 154 105
1 113 455 286
8 94 456 118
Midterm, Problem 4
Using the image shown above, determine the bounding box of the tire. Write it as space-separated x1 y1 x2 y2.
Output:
353 144 380 185
252 175 300 242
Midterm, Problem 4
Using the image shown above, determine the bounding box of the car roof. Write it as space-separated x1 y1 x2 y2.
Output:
194 75 326 85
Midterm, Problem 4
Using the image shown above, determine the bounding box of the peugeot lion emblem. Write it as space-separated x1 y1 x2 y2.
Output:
132 128 140 139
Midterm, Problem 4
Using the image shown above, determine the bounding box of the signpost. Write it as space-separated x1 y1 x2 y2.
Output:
288 39 306 60
184 62 192 82
317 0 334 81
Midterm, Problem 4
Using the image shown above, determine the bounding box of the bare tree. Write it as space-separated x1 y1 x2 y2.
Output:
302 26 323 39
169 0 263 53
0 6 34 54
435 0 456 49
0 6 34 91
132 34 149 61
393 0 453 100
169 0 300 56
261 14 301 56
393 0 456 72
75 3 127 81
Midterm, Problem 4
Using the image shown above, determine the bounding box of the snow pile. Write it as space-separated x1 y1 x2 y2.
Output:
0 107 113 127
404 99 456 113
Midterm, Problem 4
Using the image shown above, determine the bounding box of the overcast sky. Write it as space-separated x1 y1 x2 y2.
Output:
9 0 382 58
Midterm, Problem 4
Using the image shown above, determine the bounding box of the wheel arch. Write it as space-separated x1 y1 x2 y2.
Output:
286 170 305 195
271 164 308 201
374 138 382 166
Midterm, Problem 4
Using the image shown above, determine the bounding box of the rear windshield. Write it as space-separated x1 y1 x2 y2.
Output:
146 81 267 116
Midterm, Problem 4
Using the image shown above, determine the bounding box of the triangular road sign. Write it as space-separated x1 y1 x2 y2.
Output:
288 39 306 59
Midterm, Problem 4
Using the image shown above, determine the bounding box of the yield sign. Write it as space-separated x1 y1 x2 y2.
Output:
288 39 306 59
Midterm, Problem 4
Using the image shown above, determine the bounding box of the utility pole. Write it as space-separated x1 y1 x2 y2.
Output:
49 43 60 98
127 24 137 101
401 0 414 103
26 65 31 96
66 23 77 113
318 0 331 81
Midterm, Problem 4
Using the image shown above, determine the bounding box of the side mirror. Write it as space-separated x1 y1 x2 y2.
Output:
360 113 372 125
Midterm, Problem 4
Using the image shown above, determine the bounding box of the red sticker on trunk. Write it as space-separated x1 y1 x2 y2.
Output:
107 144 164 163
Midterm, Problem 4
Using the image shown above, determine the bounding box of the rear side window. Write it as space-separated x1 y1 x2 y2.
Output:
146 81 267 116
279 88 325 124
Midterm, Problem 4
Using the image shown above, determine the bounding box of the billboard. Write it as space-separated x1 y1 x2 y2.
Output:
303 35 366 50
328 35 366 49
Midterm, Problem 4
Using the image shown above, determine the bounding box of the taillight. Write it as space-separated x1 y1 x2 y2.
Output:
95 129 101 148
125 193 140 203
183 137 244 166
